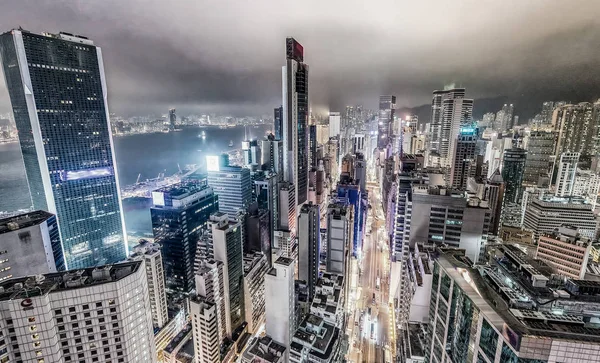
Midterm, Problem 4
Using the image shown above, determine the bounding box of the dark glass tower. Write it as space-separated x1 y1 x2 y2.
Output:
0 30 127 269
274 106 283 141
283 37 309 208
151 181 219 294
502 148 527 204
378 95 396 149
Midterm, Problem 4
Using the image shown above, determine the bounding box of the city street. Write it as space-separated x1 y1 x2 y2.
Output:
347 178 393 363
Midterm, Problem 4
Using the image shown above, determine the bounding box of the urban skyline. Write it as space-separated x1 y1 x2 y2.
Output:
3 4 600 363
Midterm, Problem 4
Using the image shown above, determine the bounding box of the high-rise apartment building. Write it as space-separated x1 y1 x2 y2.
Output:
378 95 396 149
328 112 341 139
242 252 269 334
206 157 252 218
168 108 176 130
128 240 168 329
0 261 156 363
265 257 295 358
208 212 244 335
282 37 309 207
502 148 527 204
151 182 218 294
194 259 227 342
297 202 320 299
261 135 284 179
0 210 64 278
555 152 580 197
572 169 600 209
0 30 127 269
189 296 220 363
524 195 597 240
553 101 600 165
450 127 477 190
429 88 473 165
523 131 555 186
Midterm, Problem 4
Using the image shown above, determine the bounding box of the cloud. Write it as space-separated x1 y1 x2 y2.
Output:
1 0 600 117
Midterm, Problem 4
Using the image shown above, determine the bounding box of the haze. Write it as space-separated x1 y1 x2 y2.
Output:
1 0 599 117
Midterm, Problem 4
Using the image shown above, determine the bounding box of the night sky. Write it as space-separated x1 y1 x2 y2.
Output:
1 0 600 117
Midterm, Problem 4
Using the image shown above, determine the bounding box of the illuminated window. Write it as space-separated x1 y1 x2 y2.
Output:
29 325 37 332
28 317 36 323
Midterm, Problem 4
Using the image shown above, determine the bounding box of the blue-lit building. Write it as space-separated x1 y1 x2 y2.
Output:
0 30 127 269
336 177 366 257
151 181 219 294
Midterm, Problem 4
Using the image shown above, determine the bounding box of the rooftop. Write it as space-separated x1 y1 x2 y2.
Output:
292 313 339 360
439 247 600 344
0 261 142 301
242 336 286 363
0 210 54 234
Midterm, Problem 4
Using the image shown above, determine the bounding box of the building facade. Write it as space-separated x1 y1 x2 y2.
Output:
0 30 127 269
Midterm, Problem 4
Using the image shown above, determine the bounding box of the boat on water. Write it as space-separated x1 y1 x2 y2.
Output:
229 140 234 147
199 131 206 139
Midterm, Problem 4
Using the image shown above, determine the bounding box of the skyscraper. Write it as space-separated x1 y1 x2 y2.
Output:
378 95 396 149
450 127 477 190
553 101 600 165
265 257 295 358
0 30 127 269
282 37 309 207
326 202 353 275
209 212 244 335
502 148 527 204
297 202 320 299
168 108 176 130
151 182 219 294
274 106 283 140
429 88 473 165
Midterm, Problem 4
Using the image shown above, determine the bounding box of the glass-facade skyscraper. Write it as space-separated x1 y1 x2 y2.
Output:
0 29 127 269
282 37 309 208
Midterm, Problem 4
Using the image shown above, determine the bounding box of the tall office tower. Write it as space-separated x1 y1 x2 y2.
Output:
555 152 580 197
206 156 252 218
427 247 600 363
274 106 283 140
409 186 490 262
0 261 156 363
450 127 477 190
329 112 341 138
326 202 353 275
523 131 555 186
377 95 396 149
430 88 474 165
168 108 176 130
242 252 269 334
308 124 318 169
265 257 295 357
282 37 309 207
0 30 127 269
244 207 272 263
275 181 297 259
189 297 221 363
336 178 364 256
316 124 330 145
0 210 64 278
572 169 600 209
391 174 428 261
553 101 600 165
261 135 284 178
151 182 218 294
354 153 367 192
208 212 244 335
524 195 597 240
194 259 227 342
540 101 554 125
128 240 168 329
485 169 505 235
501 148 527 204
297 202 320 300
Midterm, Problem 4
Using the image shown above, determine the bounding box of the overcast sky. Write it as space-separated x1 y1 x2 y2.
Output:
1 0 600 117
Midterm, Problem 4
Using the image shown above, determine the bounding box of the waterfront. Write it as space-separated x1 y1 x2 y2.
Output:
0 124 272 234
